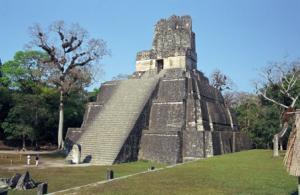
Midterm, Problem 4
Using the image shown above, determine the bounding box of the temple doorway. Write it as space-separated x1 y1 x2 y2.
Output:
156 59 164 73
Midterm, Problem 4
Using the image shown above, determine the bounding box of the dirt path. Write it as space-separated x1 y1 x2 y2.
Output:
3 161 96 170
0 150 95 170
0 150 58 155
0 150 73 170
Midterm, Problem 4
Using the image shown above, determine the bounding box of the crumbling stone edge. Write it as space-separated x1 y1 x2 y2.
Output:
48 158 204 195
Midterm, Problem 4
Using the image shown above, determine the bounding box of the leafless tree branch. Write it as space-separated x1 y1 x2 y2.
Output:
29 21 108 92
256 60 300 109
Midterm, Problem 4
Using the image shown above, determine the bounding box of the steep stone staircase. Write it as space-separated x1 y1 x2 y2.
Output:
81 103 103 128
76 72 164 164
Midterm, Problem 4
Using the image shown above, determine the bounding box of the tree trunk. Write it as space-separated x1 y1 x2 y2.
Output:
280 139 283 151
22 133 26 151
57 87 64 150
273 134 279 157
298 177 300 195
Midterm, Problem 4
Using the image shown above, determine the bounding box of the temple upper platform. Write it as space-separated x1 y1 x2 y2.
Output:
136 15 197 72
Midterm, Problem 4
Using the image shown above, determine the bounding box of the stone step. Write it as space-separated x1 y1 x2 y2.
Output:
73 73 165 164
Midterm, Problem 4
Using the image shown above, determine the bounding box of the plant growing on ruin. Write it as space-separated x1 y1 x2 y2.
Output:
210 69 235 107
28 21 108 149
210 69 233 92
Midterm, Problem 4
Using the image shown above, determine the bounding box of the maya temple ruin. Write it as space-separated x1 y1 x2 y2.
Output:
65 15 252 165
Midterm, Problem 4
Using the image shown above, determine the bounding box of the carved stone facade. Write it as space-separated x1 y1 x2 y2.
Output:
136 15 197 72
137 68 252 164
65 15 252 165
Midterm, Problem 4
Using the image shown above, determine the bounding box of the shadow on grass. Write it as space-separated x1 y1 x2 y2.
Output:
291 190 298 195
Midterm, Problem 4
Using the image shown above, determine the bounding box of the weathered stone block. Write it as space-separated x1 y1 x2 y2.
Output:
182 131 205 159
156 79 186 102
139 131 182 164
149 103 185 132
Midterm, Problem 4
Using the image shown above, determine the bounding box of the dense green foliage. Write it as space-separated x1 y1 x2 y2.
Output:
234 68 300 148
0 87 11 139
0 51 48 88
0 51 98 148
235 95 281 148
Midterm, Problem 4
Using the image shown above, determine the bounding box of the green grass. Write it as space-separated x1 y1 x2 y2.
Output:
69 150 298 195
0 150 297 195
0 156 164 195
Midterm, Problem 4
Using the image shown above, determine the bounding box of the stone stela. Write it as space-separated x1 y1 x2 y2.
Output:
65 15 252 165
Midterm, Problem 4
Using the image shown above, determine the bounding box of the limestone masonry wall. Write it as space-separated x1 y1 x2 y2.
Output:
136 15 197 72
138 131 182 164
65 15 252 165
138 68 251 164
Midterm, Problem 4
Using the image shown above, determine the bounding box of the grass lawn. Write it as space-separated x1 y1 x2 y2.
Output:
68 150 298 195
0 153 164 195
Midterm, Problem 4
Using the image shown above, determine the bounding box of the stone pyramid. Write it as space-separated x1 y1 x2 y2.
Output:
65 15 252 165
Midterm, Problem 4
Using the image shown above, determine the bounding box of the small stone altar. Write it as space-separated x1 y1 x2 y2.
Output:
71 144 81 164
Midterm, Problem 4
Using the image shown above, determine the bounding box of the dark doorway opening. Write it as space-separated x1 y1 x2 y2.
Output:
156 59 164 73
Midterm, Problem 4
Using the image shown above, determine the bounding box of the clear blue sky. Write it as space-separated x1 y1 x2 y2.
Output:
1 0 300 92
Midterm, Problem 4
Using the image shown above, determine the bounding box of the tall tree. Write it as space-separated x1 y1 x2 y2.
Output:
0 58 3 78
256 60 300 156
29 21 108 149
